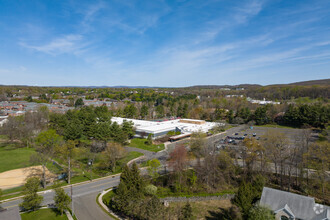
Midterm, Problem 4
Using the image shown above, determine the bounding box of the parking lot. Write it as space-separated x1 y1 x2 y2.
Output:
214 125 319 150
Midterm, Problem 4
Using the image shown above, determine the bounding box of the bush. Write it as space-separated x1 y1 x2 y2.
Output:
145 184 158 195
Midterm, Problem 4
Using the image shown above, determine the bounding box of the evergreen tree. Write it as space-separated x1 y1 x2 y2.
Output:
232 181 254 218
180 202 193 220
54 187 71 215
20 177 43 211
140 104 149 119
74 98 84 108
112 163 146 217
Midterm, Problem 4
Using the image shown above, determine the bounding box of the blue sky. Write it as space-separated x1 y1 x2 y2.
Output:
0 0 329 87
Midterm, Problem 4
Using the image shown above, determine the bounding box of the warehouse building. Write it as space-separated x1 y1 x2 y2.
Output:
111 117 222 139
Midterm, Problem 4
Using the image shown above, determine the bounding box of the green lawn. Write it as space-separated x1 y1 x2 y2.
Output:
118 151 144 165
0 144 37 173
102 189 116 206
128 138 165 152
255 124 297 129
21 208 68 220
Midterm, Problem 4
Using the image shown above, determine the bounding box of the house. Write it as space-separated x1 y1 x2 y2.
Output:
260 187 330 220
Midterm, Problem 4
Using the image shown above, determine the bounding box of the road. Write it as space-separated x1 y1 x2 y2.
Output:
2 125 293 219
1 175 121 220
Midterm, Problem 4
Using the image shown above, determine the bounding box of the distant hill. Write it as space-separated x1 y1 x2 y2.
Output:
287 79 330 86
0 79 328 89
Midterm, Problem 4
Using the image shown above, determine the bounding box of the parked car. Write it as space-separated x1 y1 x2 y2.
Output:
253 133 257 137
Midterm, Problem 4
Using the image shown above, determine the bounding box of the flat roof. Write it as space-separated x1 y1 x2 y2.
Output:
112 117 222 134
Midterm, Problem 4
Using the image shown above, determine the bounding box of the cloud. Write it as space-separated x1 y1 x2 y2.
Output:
19 34 85 55
233 0 264 23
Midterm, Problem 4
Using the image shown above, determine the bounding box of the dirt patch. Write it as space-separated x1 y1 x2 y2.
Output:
0 165 56 190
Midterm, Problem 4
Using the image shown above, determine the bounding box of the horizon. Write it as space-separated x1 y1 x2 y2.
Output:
1 0 330 86
0 78 329 88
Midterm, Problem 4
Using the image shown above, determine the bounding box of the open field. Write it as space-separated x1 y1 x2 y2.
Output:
0 165 55 190
128 138 165 152
0 144 37 173
21 208 68 220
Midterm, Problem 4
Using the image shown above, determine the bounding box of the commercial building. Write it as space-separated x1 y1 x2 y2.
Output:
111 117 222 139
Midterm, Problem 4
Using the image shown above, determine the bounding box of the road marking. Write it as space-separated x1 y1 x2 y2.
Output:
3 204 18 209
90 180 118 188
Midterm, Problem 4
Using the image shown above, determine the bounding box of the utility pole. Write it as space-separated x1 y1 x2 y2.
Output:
71 184 74 218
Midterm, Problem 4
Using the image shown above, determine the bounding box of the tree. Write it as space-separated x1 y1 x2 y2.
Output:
54 187 71 215
169 145 188 174
232 181 255 218
112 163 146 218
189 132 207 159
306 142 330 199
147 159 161 180
248 205 275 220
20 177 43 211
242 138 265 174
102 142 126 172
156 105 164 118
140 104 149 119
122 120 135 139
33 129 63 188
145 133 153 145
254 106 269 125
262 130 288 188
124 104 137 118
74 98 84 108
179 202 193 220
55 140 78 184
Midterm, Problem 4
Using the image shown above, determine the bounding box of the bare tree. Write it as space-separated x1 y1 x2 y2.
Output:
168 145 188 186
262 130 289 188
102 142 126 172
306 142 330 200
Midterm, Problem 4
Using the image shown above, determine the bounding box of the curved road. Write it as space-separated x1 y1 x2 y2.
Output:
1 127 238 219
1 175 121 220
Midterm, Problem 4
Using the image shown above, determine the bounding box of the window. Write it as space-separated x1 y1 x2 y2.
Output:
281 216 289 220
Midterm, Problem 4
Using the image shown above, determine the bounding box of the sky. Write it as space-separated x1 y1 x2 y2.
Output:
0 0 329 87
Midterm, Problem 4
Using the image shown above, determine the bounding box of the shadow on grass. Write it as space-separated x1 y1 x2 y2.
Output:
50 208 65 217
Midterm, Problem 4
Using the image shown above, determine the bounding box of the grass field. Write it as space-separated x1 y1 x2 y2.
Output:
128 138 165 152
21 208 68 220
255 124 297 129
0 144 37 173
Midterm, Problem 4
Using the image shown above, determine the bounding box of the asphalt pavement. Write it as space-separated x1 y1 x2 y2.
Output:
1 175 121 219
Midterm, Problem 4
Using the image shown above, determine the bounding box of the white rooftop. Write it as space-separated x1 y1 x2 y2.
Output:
111 117 222 134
